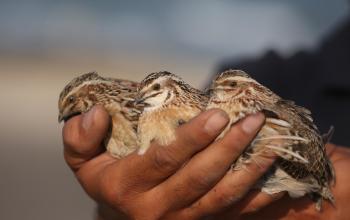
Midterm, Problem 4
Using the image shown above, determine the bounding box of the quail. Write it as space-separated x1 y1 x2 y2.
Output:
135 71 208 154
58 72 142 158
206 69 335 210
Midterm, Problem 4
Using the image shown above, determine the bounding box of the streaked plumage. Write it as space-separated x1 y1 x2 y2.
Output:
207 69 335 210
58 72 142 158
136 71 208 154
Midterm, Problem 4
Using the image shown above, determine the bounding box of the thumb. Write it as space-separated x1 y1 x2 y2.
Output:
63 105 110 171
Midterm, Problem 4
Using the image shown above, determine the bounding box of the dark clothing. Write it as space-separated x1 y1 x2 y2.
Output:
218 16 350 145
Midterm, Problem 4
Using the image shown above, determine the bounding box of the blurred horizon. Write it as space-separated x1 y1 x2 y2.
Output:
1 0 349 81
0 1 348 220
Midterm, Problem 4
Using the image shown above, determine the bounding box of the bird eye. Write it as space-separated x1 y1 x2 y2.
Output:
68 96 75 103
153 83 161 91
230 81 237 87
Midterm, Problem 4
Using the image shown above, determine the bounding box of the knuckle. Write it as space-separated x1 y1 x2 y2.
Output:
231 130 249 146
228 142 245 158
153 148 181 173
99 174 121 203
221 129 250 155
214 187 242 207
182 130 210 149
247 157 274 173
191 123 209 139
63 124 99 156
99 175 133 213
186 170 211 191
177 123 212 147
244 202 262 213
218 136 248 159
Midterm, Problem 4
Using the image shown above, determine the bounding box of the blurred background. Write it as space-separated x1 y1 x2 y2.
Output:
0 0 349 219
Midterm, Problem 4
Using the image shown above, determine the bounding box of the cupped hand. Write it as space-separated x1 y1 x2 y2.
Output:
62 106 278 220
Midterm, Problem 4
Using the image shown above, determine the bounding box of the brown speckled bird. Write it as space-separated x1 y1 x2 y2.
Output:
206 69 335 210
135 71 208 154
58 72 142 158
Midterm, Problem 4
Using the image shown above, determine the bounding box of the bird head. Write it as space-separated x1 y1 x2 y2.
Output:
209 69 257 100
58 72 106 123
135 71 187 112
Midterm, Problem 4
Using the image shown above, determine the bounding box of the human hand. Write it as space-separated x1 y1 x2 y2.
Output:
220 144 350 220
62 106 278 220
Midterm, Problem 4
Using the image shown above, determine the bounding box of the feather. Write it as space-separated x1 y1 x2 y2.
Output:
265 118 291 127
264 145 309 163
254 135 309 143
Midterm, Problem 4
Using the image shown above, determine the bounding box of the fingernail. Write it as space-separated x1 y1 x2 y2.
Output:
82 107 97 131
241 113 264 134
204 111 229 135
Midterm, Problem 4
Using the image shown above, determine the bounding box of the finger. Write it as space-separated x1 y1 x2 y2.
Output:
325 143 336 157
94 109 230 204
127 109 230 182
237 190 285 214
154 113 266 212
63 105 110 171
183 152 276 218
210 191 284 219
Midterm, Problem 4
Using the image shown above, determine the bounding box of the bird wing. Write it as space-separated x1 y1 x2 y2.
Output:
257 99 334 184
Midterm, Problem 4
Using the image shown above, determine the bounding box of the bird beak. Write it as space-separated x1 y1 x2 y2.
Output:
58 111 81 123
134 96 146 105
58 113 64 123
134 92 147 105
204 87 212 95
205 83 217 94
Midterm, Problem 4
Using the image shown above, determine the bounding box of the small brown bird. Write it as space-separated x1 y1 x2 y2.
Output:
58 72 142 158
135 71 208 154
207 69 335 210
